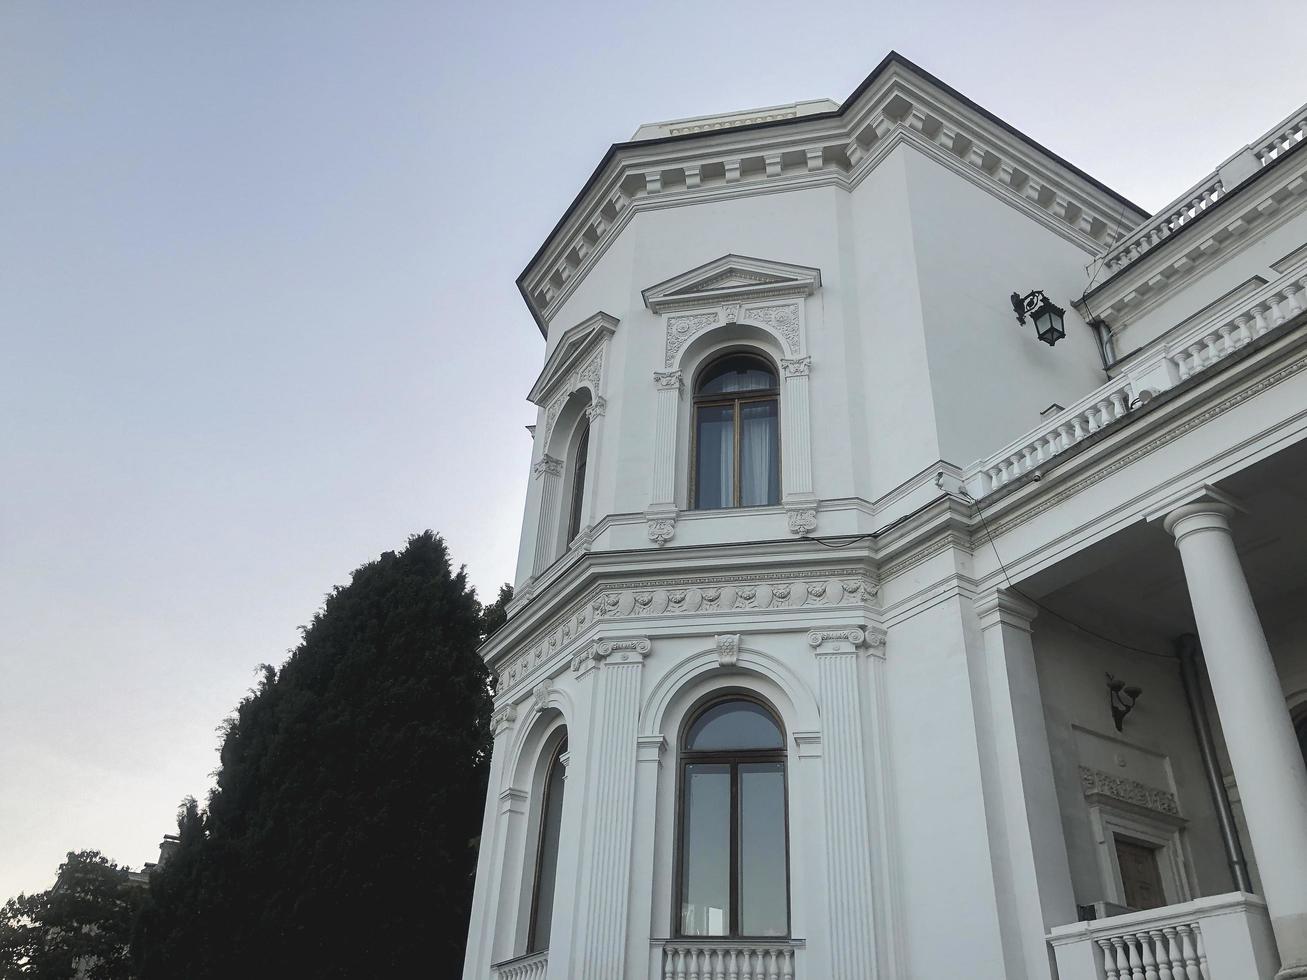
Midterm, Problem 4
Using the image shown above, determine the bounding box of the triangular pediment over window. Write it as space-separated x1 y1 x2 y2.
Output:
528 311 618 406
642 254 822 314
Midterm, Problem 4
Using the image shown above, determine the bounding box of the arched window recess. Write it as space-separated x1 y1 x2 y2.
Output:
691 353 781 510
676 696 789 939
528 735 568 953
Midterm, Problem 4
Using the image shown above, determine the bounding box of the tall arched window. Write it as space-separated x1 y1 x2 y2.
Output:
528 736 567 953
567 419 590 543
692 353 780 510
677 698 788 938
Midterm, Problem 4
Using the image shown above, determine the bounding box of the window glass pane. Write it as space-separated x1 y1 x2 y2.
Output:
698 355 777 395
681 764 730 936
739 399 779 507
686 700 783 751
738 763 788 937
529 740 568 951
695 404 734 509
568 422 589 541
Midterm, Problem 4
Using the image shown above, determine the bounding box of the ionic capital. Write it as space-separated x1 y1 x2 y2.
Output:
533 454 563 478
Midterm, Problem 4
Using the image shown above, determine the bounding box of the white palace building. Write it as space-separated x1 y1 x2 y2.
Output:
462 53 1307 980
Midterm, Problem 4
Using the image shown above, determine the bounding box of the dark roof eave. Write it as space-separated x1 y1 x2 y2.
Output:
518 50 1150 338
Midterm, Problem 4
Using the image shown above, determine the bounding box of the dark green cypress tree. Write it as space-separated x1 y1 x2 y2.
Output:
133 532 495 978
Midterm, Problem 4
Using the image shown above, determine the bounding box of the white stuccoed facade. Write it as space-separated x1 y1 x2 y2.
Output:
463 53 1307 980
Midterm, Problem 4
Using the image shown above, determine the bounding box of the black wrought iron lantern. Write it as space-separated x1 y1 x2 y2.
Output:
1010 289 1067 346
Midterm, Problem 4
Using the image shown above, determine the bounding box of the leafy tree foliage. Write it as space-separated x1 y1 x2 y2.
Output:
133 532 496 978
0 850 144 979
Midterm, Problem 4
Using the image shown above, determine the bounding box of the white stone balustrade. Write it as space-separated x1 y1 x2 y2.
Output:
660 941 797 980
1047 893 1278 980
1098 99 1307 275
492 950 548 980
965 265 1307 499
968 376 1134 497
1103 175 1225 274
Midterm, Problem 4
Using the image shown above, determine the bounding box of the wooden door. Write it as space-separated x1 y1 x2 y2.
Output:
1115 838 1166 910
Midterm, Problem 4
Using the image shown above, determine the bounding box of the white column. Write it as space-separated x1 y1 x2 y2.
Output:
462 705 519 980
544 746 584 980
1163 502 1307 979
574 638 650 980
780 357 817 535
647 371 682 545
976 590 1077 980
624 735 665 977
532 455 563 573
809 626 882 978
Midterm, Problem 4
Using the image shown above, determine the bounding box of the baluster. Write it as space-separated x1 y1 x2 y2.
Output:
688 946 700 980
1272 291 1288 326
1113 937 1132 980
781 948 794 980
1252 302 1272 337
1285 283 1304 318
1160 930 1181 977
1195 928 1209 980
1233 313 1253 349
1100 938 1121 980
1087 405 1102 433
1203 331 1221 365
727 948 739 980
1007 454 1022 480
1216 321 1238 358
1057 423 1073 452
1127 933 1145 980
1072 414 1088 441
1162 927 1182 980
1110 391 1128 420
1187 342 1206 375
1139 932 1159 980
1178 925 1201 980
676 946 688 980
1046 431 1061 458
1021 447 1036 473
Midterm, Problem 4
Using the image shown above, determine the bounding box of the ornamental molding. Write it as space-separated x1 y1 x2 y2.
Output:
644 505 678 547
533 454 563 479
1080 766 1180 817
643 254 822 314
715 633 741 667
522 57 1143 332
492 566 880 697
528 311 618 404
491 704 518 736
531 679 553 713
808 624 887 655
531 312 615 453
655 298 809 371
781 355 812 377
784 504 818 536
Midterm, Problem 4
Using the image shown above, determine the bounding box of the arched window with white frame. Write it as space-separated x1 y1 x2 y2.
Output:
567 418 590 544
691 353 780 510
527 734 568 953
676 696 789 939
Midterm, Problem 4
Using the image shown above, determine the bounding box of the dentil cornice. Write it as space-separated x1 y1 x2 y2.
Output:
519 53 1144 335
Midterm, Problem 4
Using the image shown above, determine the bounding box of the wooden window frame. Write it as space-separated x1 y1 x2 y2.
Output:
527 737 568 954
673 695 791 940
689 354 781 510
567 419 590 543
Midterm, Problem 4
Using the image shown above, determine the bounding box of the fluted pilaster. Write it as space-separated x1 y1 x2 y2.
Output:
809 626 882 978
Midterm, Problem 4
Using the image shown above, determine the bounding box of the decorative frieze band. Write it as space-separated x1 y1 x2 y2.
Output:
1080 766 1180 817
493 568 880 695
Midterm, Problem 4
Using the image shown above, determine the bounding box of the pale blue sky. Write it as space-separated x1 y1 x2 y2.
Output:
4 0 1306 900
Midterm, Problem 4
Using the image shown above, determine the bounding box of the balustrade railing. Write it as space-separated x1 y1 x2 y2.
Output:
1047 893 1276 980
660 940 797 980
492 950 548 980
1094 924 1209 980
1099 99 1307 275
965 263 1307 499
